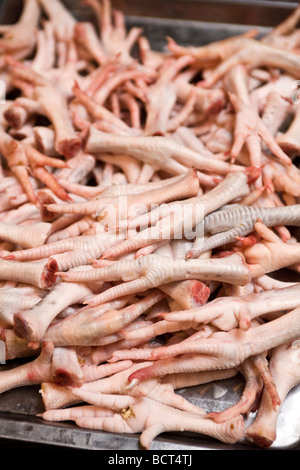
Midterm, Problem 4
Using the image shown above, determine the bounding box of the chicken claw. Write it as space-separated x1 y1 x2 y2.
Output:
0 130 70 203
40 390 245 449
229 92 291 168
0 0 40 59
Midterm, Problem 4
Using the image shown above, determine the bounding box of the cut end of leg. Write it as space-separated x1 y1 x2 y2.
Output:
53 369 77 387
47 258 59 273
41 270 57 289
57 137 82 160
246 430 275 449
191 282 210 307
13 313 35 341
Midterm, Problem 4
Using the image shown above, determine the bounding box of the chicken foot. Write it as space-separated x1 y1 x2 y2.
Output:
40 391 245 449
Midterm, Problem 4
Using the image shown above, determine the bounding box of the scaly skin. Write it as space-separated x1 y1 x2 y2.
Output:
0 129 69 203
0 259 56 289
200 38 300 88
13 280 94 342
186 204 300 258
0 341 53 394
2 232 120 262
40 391 245 449
207 357 264 423
0 0 40 59
224 64 291 169
45 168 200 219
100 171 250 258
161 282 300 331
0 220 51 249
0 0 300 452
43 291 164 346
37 0 76 41
84 126 246 176
40 359 134 409
245 340 300 448
34 85 82 159
126 305 300 384
244 222 300 278
79 361 207 416
0 286 45 326
59 253 251 307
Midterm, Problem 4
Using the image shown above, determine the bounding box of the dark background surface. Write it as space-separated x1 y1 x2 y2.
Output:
0 0 298 27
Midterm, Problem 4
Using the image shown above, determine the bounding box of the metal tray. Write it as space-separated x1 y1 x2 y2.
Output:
0 0 300 451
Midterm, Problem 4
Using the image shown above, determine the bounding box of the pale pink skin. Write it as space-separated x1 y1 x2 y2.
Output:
39 391 245 449
0 220 51 249
0 285 45 326
82 0 143 66
47 216 96 242
276 104 300 157
1 328 39 360
43 291 165 347
55 151 96 185
58 253 251 307
207 357 264 423
0 129 69 203
167 30 258 65
44 168 200 219
260 92 291 140
161 282 300 332
2 233 120 264
0 259 56 289
110 325 217 362
1 0 300 452
37 0 76 42
72 83 137 136
245 339 300 448
262 5 300 48
85 126 246 176
73 22 107 66
0 341 54 394
159 279 210 310
4 100 41 130
40 359 134 409
30 21 56 73
41 360 207 416
224 65 291 171
244 222 300 278
34 85 81 160
143 55 195 136
198 38 300 88
262 160 300 197
51 346 84 386
13 281 94 342
127 305 300 384
0 0 40 59
93 171 250 259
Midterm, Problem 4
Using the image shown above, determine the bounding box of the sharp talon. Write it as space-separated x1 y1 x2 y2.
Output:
124 378 139 391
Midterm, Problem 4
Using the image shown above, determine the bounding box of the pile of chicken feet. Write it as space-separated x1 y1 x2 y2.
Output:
1 0 300 450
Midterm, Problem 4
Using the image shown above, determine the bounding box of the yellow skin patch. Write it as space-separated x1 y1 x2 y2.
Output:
119 406 135 420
